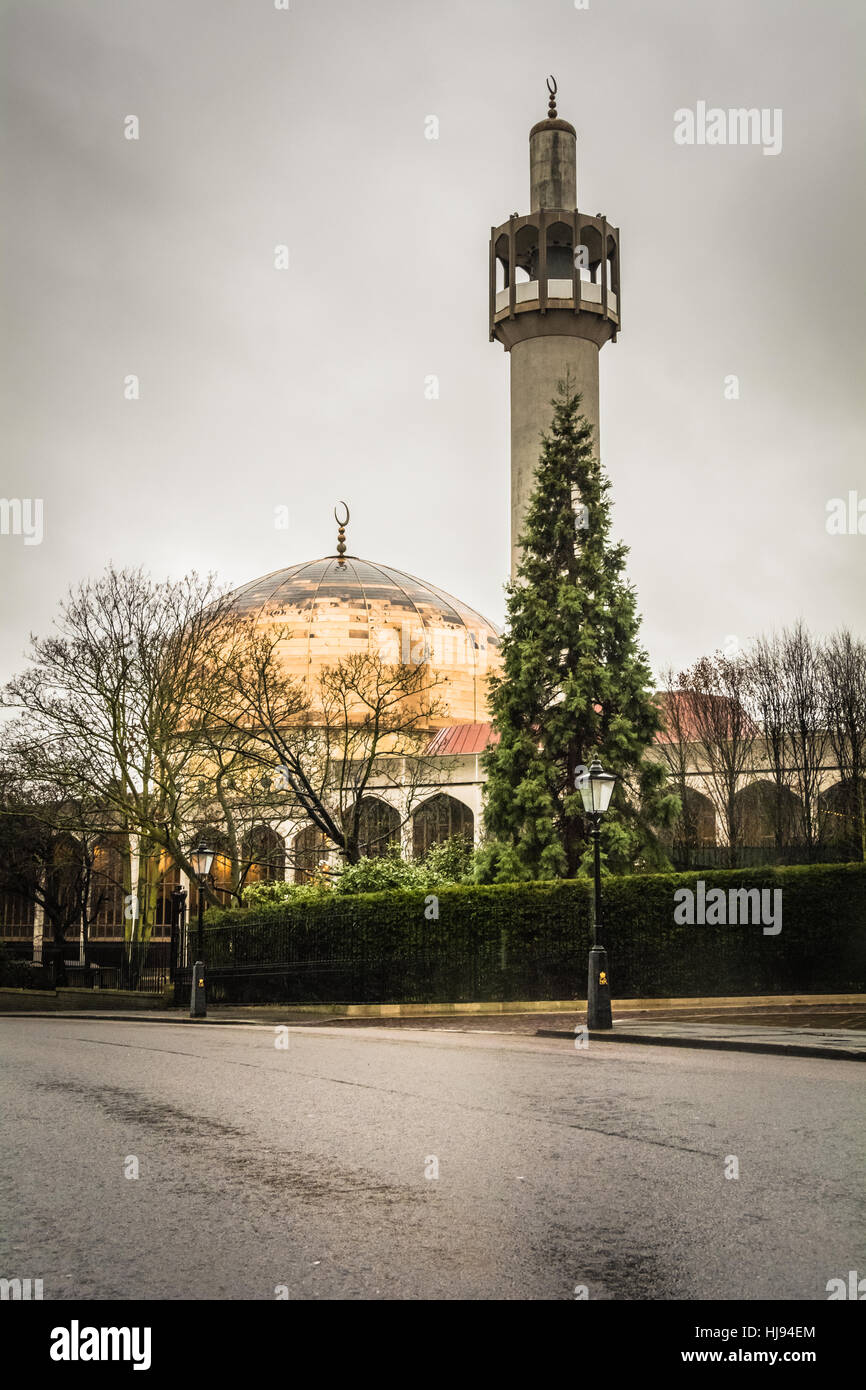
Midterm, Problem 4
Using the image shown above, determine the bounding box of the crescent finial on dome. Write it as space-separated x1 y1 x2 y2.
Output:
334 501 350 564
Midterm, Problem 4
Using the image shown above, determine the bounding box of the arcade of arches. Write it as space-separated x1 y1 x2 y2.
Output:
19 828 289 943
3 777 863 946
665 777 866 854
292 794 474 883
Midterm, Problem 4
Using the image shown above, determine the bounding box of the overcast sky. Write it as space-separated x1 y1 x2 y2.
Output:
1 0 863 688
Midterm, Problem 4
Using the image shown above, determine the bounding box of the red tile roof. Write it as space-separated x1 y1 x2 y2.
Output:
654 690 759 743
425 723 500 756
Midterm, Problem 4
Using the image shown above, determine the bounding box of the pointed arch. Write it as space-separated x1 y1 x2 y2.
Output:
412 793 474 858
355 797 401 859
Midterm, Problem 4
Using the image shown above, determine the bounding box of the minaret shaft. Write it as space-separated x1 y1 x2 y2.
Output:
509 336 600 577
490 88 620 580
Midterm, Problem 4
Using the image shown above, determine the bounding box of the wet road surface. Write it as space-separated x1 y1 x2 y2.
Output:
1 1018 862 1300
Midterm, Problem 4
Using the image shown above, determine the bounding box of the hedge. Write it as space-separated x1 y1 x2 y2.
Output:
193 862 866 1005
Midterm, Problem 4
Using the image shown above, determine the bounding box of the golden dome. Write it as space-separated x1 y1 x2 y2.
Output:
229 555 502 727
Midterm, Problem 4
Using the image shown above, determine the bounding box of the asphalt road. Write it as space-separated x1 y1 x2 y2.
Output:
1 1018 862 1300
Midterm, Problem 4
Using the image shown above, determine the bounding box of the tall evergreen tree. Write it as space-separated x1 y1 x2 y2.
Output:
483 377 676 878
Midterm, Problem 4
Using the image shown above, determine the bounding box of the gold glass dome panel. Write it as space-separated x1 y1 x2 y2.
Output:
229 556 502 727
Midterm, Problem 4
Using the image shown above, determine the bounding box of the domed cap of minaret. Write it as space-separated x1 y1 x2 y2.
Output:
529 76 577 210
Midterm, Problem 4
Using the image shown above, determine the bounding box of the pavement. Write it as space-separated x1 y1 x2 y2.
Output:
2 1002 865 1060
1 1015 862 1299
539 1020 866 1061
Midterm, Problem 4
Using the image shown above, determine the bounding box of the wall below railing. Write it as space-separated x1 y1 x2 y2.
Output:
0 986 169 1011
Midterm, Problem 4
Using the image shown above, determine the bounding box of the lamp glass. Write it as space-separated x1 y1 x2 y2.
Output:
578 762 616 816
189 843 215 879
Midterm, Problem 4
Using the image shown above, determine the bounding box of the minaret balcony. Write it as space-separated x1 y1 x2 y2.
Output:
493 278 618 318
489 208 621 344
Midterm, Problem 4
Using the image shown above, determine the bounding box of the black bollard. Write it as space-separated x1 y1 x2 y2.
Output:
190 960 207 1018
587 945 612 1030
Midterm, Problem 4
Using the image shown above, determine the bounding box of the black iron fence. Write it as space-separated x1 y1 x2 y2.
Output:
671 842 859 870
173 864 866 1006
46 942 173 994
175 913 597 1007
32 888 188 995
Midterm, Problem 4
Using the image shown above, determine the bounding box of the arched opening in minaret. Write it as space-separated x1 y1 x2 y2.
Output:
494 232 509 294
581 225 603 284
545 220 574 283
602 235 618 293
515 223 538 284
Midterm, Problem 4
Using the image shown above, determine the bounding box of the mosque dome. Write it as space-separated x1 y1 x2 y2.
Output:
228 553 502 727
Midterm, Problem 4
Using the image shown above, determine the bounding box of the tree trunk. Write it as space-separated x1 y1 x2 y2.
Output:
344 836 361 865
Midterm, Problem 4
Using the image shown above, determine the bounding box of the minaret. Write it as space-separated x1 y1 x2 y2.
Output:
490 78 621 578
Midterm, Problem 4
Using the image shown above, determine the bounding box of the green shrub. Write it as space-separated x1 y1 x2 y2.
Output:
241 836 482 905
420 834 476 884
201 861 866 1003
332 846 428 895
242 878 330 908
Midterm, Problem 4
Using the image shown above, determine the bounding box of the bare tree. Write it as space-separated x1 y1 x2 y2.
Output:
780 622 827 857
655 668 697 855
676 652 759 867
210 623 452 865
745 632 798 854
0 567 249 952
0 756 111 977
820 629 866 859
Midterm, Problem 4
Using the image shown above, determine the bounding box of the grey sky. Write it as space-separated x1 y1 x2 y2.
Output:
1 0 863 688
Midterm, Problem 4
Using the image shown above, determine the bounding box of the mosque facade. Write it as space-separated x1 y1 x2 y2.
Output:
5 86 852 968
204 82 616 884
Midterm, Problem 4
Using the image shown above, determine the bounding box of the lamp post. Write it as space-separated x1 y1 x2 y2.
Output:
169 883 187 982
577 759 616 1030
189 842 215 959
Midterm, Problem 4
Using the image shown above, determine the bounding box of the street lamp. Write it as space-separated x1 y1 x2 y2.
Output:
189 842 215 959
169 883 187 982
577 759 616 1030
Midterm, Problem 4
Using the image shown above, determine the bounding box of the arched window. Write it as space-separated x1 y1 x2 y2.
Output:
90 839 128 939
293 824 331 884
153 857 180 938
243 826 286 886
734 781 801 848
412 794 474 858
0 889 34 940
668 787 716 850
820 779 866 856
356 798 401 859
45 835 83 940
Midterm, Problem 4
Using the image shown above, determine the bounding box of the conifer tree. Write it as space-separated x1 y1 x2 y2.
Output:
482 377 676 878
